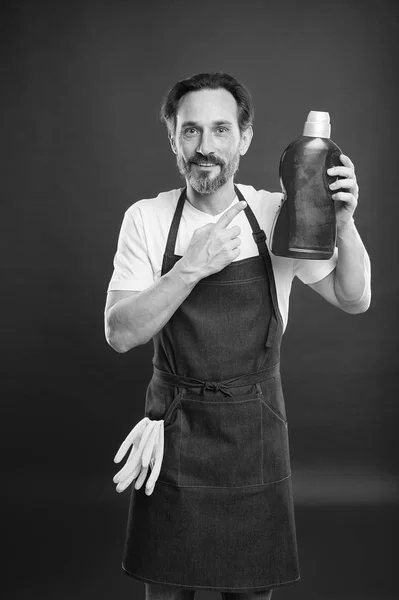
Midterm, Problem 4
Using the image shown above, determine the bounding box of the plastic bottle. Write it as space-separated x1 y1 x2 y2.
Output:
271 111 344 260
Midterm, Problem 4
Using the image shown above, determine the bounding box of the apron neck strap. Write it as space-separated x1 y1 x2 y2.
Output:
163 187 187 258
234 185 282 347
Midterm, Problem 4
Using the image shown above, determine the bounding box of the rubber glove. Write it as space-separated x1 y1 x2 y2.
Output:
113 417 164 496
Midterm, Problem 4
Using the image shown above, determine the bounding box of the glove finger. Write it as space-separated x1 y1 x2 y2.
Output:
146 421 164 494
113 444 135 481
134 464 149 490
142 421 162 468
136 420 157 457
114 417 149 463
116 468 140 493
114 440 149 482
115 419 147 460
114 461 141 485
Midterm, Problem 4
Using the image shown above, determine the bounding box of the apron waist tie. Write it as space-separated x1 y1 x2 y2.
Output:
153 363 280 397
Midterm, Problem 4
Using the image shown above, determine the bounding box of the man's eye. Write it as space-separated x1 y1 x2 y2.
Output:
216 127 228 134
184 128 198 135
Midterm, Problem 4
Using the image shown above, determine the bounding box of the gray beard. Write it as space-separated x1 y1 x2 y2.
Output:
176 153 240 195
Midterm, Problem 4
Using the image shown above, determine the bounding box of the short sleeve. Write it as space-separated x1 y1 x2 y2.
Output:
294 246 338 284
107 204 155 292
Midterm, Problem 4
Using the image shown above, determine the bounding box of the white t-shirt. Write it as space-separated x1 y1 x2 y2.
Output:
107 183 338 332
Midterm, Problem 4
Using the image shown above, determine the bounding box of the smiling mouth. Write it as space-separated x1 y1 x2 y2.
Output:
193 163 219 167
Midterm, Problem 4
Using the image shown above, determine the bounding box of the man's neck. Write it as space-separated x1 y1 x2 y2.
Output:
185 180 237 216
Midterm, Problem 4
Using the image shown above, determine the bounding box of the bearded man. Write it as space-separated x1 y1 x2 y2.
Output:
104 72 371 600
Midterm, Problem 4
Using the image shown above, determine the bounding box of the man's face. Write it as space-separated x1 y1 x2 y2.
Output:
171 88 252 195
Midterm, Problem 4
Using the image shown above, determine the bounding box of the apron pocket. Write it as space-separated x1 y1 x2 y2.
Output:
260 392 291 483
178 394 263 487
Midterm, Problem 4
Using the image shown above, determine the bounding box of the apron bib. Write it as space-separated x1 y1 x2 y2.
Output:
121 186 300 592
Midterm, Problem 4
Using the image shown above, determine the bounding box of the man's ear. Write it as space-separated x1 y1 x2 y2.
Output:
169 132 177 155
239 125 253 156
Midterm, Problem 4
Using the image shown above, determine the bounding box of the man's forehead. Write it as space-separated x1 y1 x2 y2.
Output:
176 88 239 125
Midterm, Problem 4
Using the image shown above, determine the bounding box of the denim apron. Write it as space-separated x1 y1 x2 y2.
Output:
122 186 300 593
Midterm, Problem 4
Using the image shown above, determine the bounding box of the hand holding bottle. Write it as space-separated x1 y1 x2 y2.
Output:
327 153 359 228
113 417 164 496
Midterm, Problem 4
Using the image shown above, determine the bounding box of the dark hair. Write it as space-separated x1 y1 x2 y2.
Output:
160 72 254 136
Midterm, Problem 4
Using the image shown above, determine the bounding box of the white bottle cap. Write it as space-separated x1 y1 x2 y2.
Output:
303 111 331 138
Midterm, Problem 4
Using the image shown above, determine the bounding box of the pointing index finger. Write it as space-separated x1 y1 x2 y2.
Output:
215 200 247 230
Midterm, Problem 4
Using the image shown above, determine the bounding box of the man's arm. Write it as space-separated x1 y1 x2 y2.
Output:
105 265 198 353
306 153 371 314
308 218 371 314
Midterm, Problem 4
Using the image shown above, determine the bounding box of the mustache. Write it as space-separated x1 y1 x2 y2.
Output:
188 153 225 167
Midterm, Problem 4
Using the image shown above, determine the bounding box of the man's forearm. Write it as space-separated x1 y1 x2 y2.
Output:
334 219 371 312
105 261 199 353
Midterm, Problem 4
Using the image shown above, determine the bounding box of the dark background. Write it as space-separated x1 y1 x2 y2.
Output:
2 0 398 598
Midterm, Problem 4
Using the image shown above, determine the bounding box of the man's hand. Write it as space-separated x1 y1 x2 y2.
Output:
327 153 359 230
179 200 247 281
113 417 164 496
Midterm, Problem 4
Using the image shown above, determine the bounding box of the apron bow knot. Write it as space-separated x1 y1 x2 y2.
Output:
204 381 233 397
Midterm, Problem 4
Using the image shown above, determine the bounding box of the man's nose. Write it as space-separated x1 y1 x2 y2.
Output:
196 131 215 156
